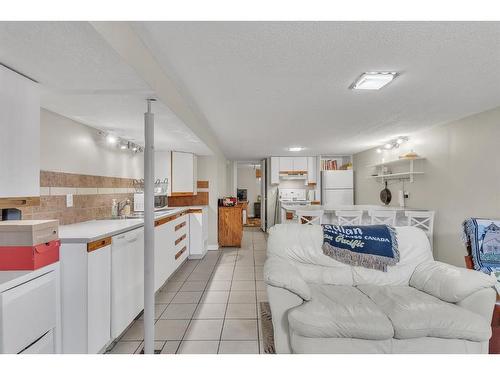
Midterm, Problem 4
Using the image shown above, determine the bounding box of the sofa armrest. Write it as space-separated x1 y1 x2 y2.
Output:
457 287 497 322
410 260 497 303
264 257 312 301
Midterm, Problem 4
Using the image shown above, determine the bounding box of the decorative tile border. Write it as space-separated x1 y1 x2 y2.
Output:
40 170 136 188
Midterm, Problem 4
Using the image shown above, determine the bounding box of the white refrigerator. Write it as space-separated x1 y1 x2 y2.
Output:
321 170 354 206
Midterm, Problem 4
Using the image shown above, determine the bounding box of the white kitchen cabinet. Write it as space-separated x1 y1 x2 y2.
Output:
111 228 144 340
154 218 174 291
171 213 189 267
293 157 308 172
60 239 112 353
0 265 60 354
0 64 40 201
154 151 172 196
279 157 294 172
188 207 208 259
270 157 280 185
87 243 111 354
307 157 317 184
171 151 197 196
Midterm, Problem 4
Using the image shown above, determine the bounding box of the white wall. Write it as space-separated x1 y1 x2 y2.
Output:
353 106 500 267
237 166 260 217
197 154 229 249
41 109 143 178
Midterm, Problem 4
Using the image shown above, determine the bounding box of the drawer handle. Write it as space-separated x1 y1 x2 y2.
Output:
174 246 187 260
175 222 186 231
175 234 186 245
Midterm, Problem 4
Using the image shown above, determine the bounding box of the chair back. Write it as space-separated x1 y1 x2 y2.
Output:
369 209 397 226
296 210 324 225
335 210 363 226
405 210 435 248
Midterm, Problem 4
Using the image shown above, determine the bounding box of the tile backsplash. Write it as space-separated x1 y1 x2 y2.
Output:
20 171 137 225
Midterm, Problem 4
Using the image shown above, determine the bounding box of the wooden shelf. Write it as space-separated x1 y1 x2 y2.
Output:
367 157 425 168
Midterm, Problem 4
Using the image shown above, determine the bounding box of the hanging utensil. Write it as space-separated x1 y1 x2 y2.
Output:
380 180 392 205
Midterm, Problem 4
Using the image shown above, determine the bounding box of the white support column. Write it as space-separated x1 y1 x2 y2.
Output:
143 99 156 354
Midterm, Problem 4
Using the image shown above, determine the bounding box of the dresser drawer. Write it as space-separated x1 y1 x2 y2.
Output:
0 271 57 353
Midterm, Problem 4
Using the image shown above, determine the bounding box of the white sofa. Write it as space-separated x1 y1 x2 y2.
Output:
264 224 497 354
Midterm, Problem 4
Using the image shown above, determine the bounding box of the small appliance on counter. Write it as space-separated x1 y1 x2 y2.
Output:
133 192 168 211
0 220 60 270
221 196 237 207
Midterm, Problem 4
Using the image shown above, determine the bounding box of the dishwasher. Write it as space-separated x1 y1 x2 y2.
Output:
110 227 144 339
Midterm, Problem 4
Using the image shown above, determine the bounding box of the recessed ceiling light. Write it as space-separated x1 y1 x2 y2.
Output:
384 143 393 149
350 72 398 90
120 144 127 150
288 147 303 152
106 134 117 144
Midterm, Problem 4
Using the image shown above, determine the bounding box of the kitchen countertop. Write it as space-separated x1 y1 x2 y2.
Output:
59 205 206 244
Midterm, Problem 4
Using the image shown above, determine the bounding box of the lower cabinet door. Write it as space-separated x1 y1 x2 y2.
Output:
19 330 55 354
87 244 111 353
0 271 56 354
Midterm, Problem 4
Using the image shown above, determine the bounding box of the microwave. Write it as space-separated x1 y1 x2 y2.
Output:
133 193 168 212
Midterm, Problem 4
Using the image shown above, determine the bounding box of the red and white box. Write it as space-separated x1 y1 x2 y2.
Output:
0 220 59 270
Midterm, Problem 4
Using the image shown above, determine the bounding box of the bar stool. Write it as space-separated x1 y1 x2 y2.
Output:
296 209 324 225
369 209 397 226
335 210 363 226
405 210 435 248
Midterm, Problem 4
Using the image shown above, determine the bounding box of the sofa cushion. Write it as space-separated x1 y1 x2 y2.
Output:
264 257 312 301
409 260 497 303
358 285 492 342
288 285 394 340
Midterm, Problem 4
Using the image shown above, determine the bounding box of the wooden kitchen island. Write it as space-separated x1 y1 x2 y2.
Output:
218 204 244 247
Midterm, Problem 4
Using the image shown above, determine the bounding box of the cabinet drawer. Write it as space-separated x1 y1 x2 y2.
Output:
0 271 57 353
19 330 54 354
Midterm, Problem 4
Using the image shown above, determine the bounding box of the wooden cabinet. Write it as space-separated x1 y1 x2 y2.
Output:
307 157 317 184
270 157 280 185
171 151 197 196
0 65 40 206
218 205 243 247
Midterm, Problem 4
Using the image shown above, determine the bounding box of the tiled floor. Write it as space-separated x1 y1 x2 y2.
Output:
108 227 268 354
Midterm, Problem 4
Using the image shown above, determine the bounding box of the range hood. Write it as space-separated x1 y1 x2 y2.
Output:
279 172 307 180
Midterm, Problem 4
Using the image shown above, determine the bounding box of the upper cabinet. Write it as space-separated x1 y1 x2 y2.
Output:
270 157 280 185
154 151 172 196
307 157 317 184
279 157 308 173
0 65 40 205
292 157 308 172
279 157 294 172
171 151 197 196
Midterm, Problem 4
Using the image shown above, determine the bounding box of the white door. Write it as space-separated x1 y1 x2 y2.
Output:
322 170 353 189
111 228 144 339
307 157 316 184
172 151 194 194
270 157 280 184
154 222 171 291
87 245 111 353
324 189 354 206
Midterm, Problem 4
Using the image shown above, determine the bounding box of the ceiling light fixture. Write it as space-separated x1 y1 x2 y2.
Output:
350 72 398 90
120 143 127 150
288 147 304 152
377 136 409 152
106 134 117 144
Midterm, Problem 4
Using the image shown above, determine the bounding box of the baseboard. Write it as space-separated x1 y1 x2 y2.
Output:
207 244 219 251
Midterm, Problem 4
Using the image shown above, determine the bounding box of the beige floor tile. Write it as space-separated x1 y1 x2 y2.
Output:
138 304 167 320
255 269 264 280
221 319 258 340
231 280 256 291
218 340 259 354
134 340 167 354
201 290 230 304
184 319 224 340
255 281 266 291
177 340 219 354
187 272 212 281
232 271 255 281
211 271 234 280
193 303 227 319
161 281 183 293
108 341 141 354
205 280 232 291
155 291 176 304
155 319 190 340
234 265 255 272
225 303 257 319
160 341 181 354
229 290 256 304
121 320 144 341
160 303 197 320
171 291 203 304
180 280 208 292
